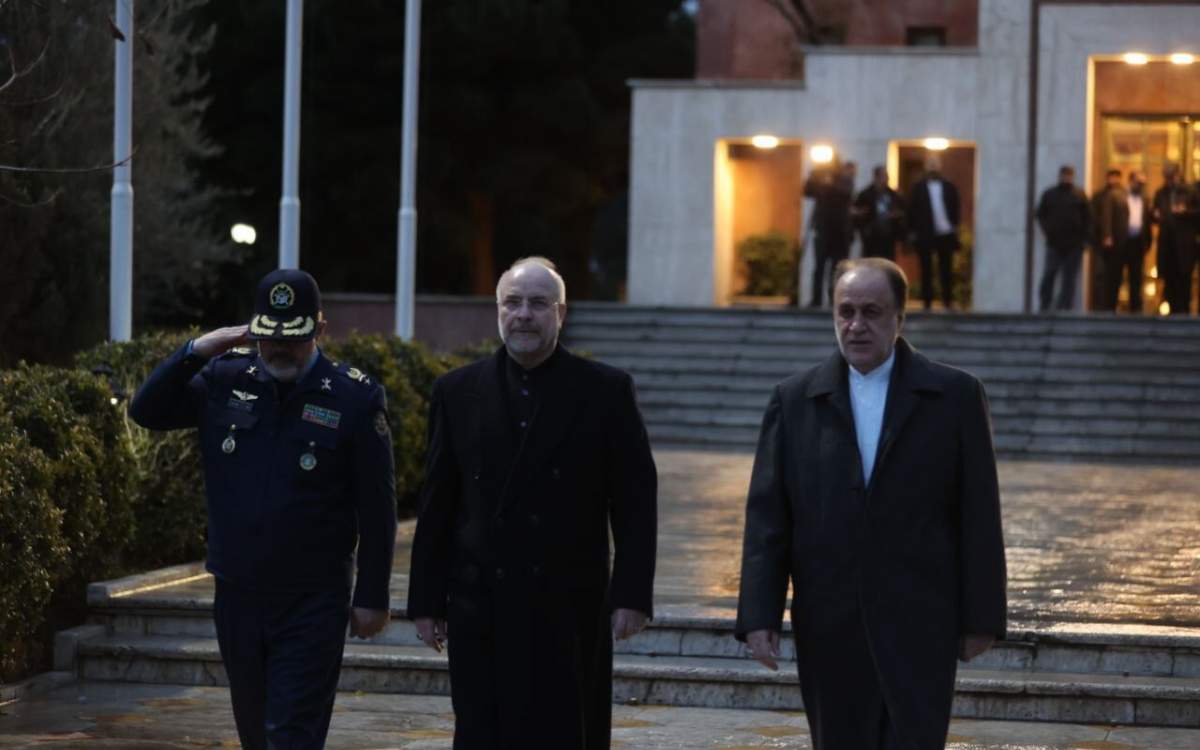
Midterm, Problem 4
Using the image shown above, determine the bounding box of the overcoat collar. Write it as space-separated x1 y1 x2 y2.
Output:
473 344 584 517
806 337 942 489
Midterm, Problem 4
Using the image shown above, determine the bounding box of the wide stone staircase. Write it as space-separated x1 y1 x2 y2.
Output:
65 559 1200 727
562 303 1200 463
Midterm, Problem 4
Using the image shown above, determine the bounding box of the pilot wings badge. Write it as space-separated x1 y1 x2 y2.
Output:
232 390 259 402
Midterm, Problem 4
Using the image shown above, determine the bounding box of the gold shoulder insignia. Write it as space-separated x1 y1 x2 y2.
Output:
343 366 371 385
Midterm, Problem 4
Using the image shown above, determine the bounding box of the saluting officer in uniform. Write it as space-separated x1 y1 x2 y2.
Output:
129 269 397 750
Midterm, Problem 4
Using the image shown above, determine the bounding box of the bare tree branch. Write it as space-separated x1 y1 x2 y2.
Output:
759 0 820 44
0 38 52 95
0 147 137 174
0 186 62 207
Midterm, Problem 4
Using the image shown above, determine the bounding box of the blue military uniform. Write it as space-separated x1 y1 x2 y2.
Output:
129 269 396 750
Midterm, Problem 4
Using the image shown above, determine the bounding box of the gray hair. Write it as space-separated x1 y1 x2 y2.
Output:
495 256 568 304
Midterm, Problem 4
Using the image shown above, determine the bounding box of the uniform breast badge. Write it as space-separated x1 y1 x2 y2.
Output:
222 424 237 454
300 441 318 471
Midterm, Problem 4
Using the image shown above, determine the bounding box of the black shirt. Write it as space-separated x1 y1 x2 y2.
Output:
504 347 563 440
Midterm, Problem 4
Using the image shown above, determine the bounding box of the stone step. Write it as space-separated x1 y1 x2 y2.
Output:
639 408 1200 442
592 354 1200 389
75 635 1200 725
567 324 1200 359
638 390 1200 420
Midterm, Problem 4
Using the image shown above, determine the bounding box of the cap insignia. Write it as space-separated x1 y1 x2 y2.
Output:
269 283 295 310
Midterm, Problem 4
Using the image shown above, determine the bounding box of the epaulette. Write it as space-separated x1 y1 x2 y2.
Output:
335 361 373 386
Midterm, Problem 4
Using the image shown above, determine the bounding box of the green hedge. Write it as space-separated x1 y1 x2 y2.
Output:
0 331 476 682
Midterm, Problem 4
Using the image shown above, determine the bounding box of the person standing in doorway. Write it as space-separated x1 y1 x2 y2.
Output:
907 154 962 310
1091 168 1128 312
1035 165 1091 311
854 165 906 261
805 160 857 307
1112 171 1153 312
1153 163 1200 314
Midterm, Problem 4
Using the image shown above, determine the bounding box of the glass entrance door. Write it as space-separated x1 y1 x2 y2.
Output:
1099 115 1199 313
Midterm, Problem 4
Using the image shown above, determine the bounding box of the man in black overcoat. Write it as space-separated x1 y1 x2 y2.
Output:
407 256 658 749
907 154 962 310
854 165 906 261
736 258 1007 750
1153 162 1200 314
805 160 857 307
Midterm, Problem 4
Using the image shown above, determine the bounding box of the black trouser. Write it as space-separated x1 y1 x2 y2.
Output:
213 580 350 750
1038 243 1082 311
1098 237 1147 312
863 236 897 261
917 234 957 309
810 235 850 307
1174 244 1199 315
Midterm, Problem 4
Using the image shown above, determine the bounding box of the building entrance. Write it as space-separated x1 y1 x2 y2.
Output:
1097 115 1200 313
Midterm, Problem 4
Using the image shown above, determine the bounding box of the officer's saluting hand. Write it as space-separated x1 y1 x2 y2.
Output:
129 269 397 750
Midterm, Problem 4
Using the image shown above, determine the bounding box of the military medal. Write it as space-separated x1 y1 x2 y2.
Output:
299 441 317 471
222 425 237 454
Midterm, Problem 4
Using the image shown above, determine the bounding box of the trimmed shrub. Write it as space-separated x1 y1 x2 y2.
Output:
324 334 464 517
76 330 207 568
0 416 66 682
0 366 137 584
738 231 800 299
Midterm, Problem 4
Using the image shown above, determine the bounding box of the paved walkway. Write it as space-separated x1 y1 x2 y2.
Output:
133 449 1200 629
4 681 1200 749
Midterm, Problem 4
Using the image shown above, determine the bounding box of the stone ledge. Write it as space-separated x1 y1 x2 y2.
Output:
0 671 75 706
87 562 208 607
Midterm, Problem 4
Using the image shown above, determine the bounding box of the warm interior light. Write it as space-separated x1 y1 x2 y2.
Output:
923 137 950 151
1170 53 1195 65
810 144 835 164
751 134 780 149
1149 265 1158 278
1159 301 1171 315
1143 281 1157 297
1123 52 1149 65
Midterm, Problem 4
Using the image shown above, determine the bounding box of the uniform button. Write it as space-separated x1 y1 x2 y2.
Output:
551 468 560 479
528 514 540 526
495 567 505 580
519 420 527 428
531 565 541 576
473 473 481 480
521 388 530 396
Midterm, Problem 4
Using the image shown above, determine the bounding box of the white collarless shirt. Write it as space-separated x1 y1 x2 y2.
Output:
1128 193 1144 235
927 179 954 236
849 350 895 484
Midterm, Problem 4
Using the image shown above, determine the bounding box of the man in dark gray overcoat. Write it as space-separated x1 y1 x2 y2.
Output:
735 257 1007 750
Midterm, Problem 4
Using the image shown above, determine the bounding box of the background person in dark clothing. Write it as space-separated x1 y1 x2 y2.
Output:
1036 165 1091 311
1110 170 1153 312
1091 168 1128 312
907 154 962 310
1153 163 1200 315
805 160 857 307
854 165 906 261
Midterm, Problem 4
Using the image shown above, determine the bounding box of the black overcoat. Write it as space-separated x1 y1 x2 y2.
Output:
736 339 1007 750
907 177 962 251
407 346 657 750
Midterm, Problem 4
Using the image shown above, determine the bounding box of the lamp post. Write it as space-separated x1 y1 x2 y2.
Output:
109 0 134 341
278 0 304 269
394 0 422 340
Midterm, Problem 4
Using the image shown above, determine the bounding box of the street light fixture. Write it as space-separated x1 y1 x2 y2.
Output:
1170 53 1195 65
923 137 950 151
751 134 780 149
1123 52 1149 65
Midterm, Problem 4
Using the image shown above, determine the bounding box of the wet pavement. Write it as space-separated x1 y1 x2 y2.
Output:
111 449 1200 629
4 681 1200 749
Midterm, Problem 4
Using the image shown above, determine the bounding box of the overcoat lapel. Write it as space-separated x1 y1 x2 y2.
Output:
807 351 865 490
870 338 941 490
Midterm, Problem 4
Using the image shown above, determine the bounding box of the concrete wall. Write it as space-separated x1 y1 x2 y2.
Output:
628 1 1200 312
